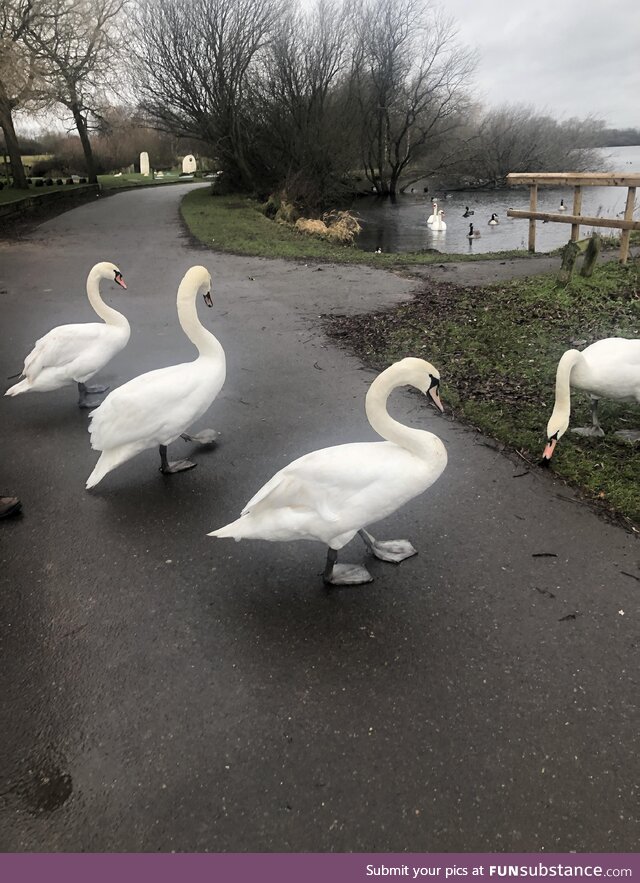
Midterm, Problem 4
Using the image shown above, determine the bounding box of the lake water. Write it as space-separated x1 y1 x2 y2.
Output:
352 145 640 254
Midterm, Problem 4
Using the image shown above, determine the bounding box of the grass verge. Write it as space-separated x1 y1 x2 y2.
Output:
324 259 640 527
180 188 532 266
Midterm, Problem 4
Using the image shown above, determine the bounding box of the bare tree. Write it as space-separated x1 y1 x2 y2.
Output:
353 0 475 196
256 0 359 205
25 0 126 184
465 106 604 186
134 0 288 191
0 0 43 188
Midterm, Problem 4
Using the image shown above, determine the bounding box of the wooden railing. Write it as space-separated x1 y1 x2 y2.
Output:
506 172 640 263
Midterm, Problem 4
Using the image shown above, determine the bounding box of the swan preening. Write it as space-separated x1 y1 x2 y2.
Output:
209 357 448 586
427 201 438 225
431 209 446 231
542 337 640 462
5 261 129 408
86 266 225 488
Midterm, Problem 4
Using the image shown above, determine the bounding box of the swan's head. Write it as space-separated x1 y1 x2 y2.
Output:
541 409 570 464
183 265 213 307
395 357 444 412
94 261 127 289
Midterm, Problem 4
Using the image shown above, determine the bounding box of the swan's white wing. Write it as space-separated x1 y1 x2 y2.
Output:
89 362 223 451
582 338 640 399
243 441 425 521
23 323 119 379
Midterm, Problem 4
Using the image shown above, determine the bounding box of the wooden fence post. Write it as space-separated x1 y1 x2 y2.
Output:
528 183 537 252
619 186 636 264
571 185 582 241
580 234 601 277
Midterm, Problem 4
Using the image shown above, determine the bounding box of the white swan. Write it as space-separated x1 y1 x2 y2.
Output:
431 209 446 231
427 201 438 225
488 213 499 225
5 261 128 408
86 266 225 488
542 337 640 462
209 357 447 586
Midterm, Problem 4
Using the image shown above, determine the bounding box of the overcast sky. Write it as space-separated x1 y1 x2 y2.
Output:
442 0 640 128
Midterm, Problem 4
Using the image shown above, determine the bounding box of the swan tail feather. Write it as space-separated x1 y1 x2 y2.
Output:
208 518 248 540
5 378 29 396
86 445 140 489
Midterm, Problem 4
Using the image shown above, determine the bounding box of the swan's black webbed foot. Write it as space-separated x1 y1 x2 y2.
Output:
181 429 220 445
358 529 417 563
323 547 373 586
78 382 109 409
159 445 196 474
614 429 640 443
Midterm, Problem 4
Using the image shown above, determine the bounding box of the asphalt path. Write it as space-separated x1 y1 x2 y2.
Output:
0 184 638 852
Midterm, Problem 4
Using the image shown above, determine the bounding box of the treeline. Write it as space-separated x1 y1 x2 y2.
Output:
596 128 640 147
1 0 617 203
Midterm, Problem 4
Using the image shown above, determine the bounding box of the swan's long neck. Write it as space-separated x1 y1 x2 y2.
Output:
365 369 437 457
87 270 129 331
550 349 585 426
177 280 224 360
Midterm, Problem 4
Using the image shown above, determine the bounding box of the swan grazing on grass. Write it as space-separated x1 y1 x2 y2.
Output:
542 337 640 463
86 266 225 488
209 357 447 586
431 209 446 231
427 201 438 225
5 261 128 408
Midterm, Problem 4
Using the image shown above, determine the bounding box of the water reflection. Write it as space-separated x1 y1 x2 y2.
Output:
353 146 640 255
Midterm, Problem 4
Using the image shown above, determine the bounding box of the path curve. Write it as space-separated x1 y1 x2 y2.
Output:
0 184 638 852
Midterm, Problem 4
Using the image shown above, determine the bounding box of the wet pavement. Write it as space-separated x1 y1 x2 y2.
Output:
0 184 638 852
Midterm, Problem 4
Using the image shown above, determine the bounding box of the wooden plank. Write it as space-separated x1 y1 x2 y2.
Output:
618 186 636 264
507 172 640 187
571 185 582 241
528 184 537 252
506 209 640 230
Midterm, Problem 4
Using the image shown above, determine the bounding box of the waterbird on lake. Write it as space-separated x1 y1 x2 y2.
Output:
463 207 474 217
559 199 566 211
209 358 448 586
427 201 438 225
431 210 446 231
541 337 640 464
5 262 129 408
488 213 499 225
467 224 481 239
86 266 225 488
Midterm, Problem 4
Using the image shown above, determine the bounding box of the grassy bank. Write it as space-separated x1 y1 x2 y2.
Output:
180 188 530 266
0 172 196 206
324 260 640 527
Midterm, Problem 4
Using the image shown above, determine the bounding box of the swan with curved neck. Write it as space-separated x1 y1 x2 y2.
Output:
209 357 447 586
5 261 128 408
86 266 225 488
427 200 438 225
542 337 640 462
431 209 446 231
